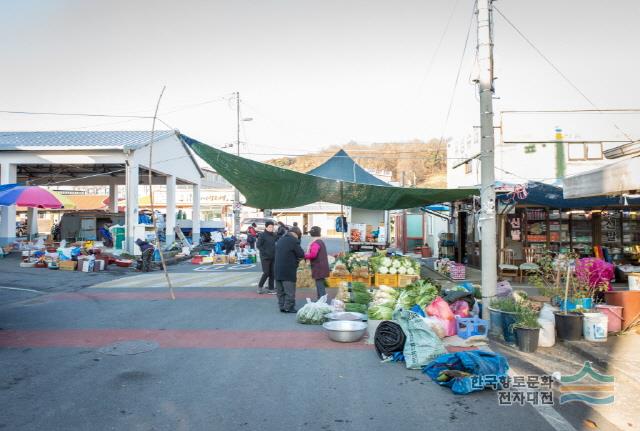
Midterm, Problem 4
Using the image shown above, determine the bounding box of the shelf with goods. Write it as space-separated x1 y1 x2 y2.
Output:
570 213 593 256
438 232 456 260
524 208 548 253
622 211 640 261
548 210 571 253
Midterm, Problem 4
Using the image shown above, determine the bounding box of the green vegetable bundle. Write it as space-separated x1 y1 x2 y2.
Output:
345 303 368 314
368 304 394 320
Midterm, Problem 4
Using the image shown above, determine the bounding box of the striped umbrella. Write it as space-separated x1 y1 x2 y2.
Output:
0 186 64 209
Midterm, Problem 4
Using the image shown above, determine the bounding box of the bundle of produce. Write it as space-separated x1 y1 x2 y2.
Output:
350 282 372 305
345 303 368 313
296 295 333 324
331 262 350 277
345 252 369 273
395 280 439 311
374 321 406 359
370 254 420 275
350 229 361 242
351 267 370 278
336 284 351 303
368 304 394 320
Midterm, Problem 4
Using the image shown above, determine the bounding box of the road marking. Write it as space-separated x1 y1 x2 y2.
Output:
0 286 43 294
49 291 275 301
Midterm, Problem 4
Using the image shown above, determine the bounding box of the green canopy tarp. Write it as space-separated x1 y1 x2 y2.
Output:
183 135 478 210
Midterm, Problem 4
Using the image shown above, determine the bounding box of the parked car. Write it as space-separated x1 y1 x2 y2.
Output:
240 217 276 233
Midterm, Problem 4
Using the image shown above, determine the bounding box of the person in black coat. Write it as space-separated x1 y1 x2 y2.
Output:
256 221 277 294
274 230 305 313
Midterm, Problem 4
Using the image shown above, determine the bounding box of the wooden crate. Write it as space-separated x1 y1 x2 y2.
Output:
374 274 398 288
397 274 420 288
326 276 352 288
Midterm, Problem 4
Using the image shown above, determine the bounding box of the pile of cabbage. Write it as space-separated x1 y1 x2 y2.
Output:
367 280 440 320
369 255 420 276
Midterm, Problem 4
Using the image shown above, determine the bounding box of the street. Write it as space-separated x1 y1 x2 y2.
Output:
0 262 561 431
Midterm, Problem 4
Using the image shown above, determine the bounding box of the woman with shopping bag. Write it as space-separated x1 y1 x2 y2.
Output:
304 226 330 299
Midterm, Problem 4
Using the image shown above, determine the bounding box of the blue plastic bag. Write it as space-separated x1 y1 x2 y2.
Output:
422 351 509 395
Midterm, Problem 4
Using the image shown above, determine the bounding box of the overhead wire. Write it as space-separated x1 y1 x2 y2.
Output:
493 5 635 144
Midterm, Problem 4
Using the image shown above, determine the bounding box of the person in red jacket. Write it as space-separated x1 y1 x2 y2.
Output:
304 226 330 299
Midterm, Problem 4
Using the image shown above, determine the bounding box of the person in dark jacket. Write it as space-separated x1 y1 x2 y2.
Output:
135 238 154 272
247 223 258 250
274 230 305 313
304 226 330 299
290 221 302 239
276 221 288 238
256 221 277 294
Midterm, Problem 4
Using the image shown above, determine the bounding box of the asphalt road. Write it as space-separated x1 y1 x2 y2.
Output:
0 260 570 431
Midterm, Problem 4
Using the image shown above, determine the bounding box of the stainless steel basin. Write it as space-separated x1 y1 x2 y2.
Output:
322 320 367 343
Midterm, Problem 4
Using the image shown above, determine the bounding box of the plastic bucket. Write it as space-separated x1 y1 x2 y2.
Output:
554 312 583 341
595 304 623 333
583 312 608 342
501 312 518 344
489 308 503 338
559 297 593 312
629 273 640 291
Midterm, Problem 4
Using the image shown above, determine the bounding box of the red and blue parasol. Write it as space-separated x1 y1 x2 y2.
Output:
0 185 64 209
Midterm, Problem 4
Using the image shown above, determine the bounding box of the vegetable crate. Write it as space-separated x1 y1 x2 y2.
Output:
397 274 420 288
374 274 398 288
351 275 372 286
326 276 352 288
449 263 466 280
59 260 77 271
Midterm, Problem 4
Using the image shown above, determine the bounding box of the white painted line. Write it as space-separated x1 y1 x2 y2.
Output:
0 286 42 294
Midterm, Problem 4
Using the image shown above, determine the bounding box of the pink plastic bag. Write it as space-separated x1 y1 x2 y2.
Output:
450 300 470 318
426 297 455 320
426 297 457 336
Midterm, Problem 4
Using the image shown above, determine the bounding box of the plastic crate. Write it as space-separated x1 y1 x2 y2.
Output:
374 274 398 287
397 274 420 288
351 275 372 286
449 263 466 280
326 276 352 288
455 316 489 339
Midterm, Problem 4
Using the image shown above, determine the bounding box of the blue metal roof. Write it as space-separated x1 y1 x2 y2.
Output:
498 181 640 208
0 130 175 150
307 149 390 186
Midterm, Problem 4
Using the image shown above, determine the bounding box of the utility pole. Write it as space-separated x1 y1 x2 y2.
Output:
233 91 241 236
478 0 497 320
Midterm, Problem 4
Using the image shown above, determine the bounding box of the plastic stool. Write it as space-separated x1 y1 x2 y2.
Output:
456 316 489 339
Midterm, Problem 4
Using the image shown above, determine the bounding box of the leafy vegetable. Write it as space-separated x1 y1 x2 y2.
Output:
296 298 333 324
345 303 368 313
368 304 394 320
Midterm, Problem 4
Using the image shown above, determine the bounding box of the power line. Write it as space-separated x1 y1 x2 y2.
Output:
493 5 635 144
438 0 477 148
0 110 153 119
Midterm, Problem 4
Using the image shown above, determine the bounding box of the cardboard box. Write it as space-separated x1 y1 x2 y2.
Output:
59 260 77 271
80 259 104 272
213 255 228 264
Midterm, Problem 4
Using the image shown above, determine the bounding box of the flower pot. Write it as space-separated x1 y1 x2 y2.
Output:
554 311 583 341
500 311 518 344
488 307 503 338
515 327 540 353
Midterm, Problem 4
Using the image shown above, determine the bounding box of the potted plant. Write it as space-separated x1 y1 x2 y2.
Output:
554 264 584 341
513 307 541 353
490 297 519 343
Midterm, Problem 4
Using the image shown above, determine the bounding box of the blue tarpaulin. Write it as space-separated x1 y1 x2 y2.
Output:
498 181 640 209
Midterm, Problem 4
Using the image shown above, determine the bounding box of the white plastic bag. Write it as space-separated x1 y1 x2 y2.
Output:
538 318 556 347
296 295 333 324
539 303 559 322
330 298 345 312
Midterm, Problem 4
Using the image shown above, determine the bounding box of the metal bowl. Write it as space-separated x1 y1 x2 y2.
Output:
322 320 368 343
325 312 367 322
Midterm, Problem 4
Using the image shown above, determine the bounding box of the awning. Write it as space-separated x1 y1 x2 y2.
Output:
183 136 478 210
563 156 640 199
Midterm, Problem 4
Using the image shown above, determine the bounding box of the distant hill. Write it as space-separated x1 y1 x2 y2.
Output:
266 139 447 188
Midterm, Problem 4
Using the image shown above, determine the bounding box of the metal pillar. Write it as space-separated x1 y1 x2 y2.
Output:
165 175 176 244
0 163 17 245
125 161 139 253
192 182 201 245
108 183 119 213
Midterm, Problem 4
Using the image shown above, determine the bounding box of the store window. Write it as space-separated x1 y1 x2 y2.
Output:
568 142 603 161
